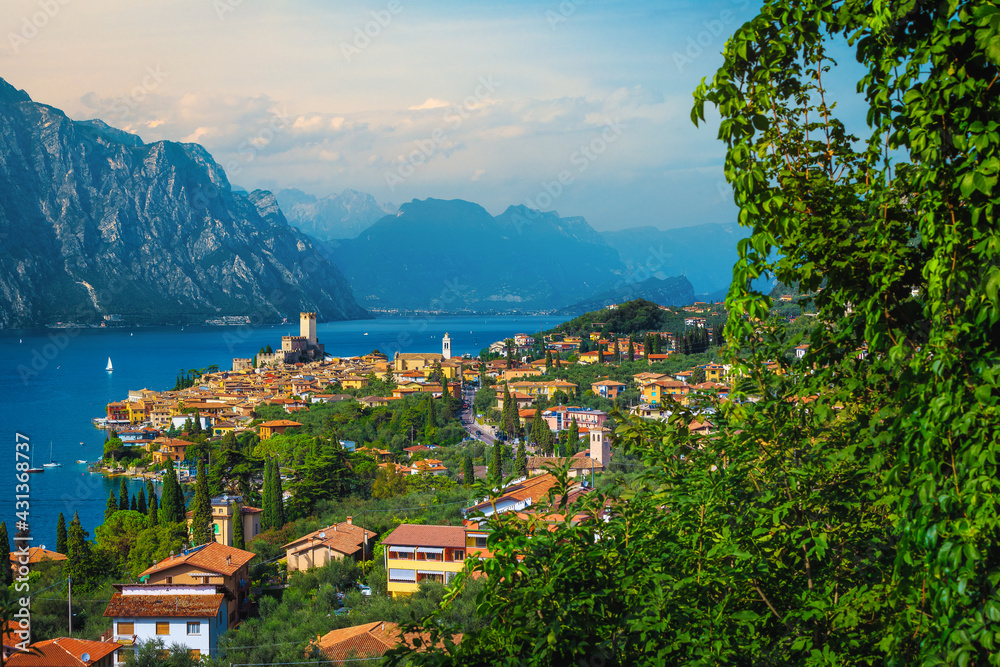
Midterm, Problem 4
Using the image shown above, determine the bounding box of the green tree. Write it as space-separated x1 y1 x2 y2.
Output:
261 458 275 530
489 443 502 484
119 478 130 511
190 459 213 545
147 492 158 528
627 335 635 362
55 513 67 555
136 487 147 515
105 490 118 522
514 442 527 479
567 418 579 454
463 452 475 486
233 505 246 550
65 512 94 588
372 463 409 499
0 522 10 587
159 459 184 524
95 511 149 572
545 350 553 373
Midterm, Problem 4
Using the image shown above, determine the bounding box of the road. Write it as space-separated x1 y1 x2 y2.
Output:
460 385 495 446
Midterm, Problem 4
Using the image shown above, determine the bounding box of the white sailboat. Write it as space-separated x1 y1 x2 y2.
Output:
26 446 43 473
106 357 113 372
42 441 61 468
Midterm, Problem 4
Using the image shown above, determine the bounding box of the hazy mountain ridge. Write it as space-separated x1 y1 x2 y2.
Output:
321 198 634 312
600 223 748 295
275 187 397 241
0 78 368 327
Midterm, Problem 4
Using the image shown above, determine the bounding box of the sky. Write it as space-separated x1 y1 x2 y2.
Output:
0 0 863 231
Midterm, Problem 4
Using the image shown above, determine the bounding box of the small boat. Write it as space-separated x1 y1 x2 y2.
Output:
26 447 43 473
106 357 113 372
42 441 61 468
76 459 88 464
363 332 368 336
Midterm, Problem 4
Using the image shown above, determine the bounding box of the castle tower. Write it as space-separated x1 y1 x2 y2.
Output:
590 426 611 467
442 332 452 359
300 312 317 347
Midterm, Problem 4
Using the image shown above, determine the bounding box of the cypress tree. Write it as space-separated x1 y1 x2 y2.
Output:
273 460 285 528
233 504 246 550
147 492 159 527
66 512 92 587
490 443 502 483
555 352 561 369
515 442 527 478
106 490 118 521
261 458 274 530
441 376 450 401
130 494 137 511
160 459 183 524
145 479 155 507
56 513 68 555
119 478 130 511
545 350 553 373
463 452 474 486
191 459 213 545
0 522 12 587
137 487 147 514
628 335 635 362
569 418 580 454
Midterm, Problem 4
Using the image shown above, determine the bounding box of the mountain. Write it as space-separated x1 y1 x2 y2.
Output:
322 199 629 311
555 275 696 316
0 78 368 327
600 223 748 295
275 188 396 240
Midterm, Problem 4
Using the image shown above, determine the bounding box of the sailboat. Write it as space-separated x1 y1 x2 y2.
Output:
43 441 61 468
26 446 43 473
106 357 113 373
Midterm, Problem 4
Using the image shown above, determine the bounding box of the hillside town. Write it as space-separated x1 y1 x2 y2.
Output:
5 298 806 665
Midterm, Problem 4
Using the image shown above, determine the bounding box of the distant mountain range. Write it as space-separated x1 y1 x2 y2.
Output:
319 199 629 311
600 223 748 297
275 188 396 241
0 78 368 327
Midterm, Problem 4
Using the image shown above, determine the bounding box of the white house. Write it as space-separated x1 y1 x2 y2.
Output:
103 584 230 664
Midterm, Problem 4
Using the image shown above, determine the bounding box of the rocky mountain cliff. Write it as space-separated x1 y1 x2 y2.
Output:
0 78 368 327
275 187 396 240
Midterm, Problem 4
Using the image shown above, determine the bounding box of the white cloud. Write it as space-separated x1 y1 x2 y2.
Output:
408 98 450 111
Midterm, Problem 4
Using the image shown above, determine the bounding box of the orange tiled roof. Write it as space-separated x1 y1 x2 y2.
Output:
139 542 255 578
8 547 67 565
314 621 460 662
382 524 465 548
103 592 226 618
6 637 121 667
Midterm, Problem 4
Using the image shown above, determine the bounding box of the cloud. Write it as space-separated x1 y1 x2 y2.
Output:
408 98 450 111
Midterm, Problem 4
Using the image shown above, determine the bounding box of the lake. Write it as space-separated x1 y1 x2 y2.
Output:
0 314 567 548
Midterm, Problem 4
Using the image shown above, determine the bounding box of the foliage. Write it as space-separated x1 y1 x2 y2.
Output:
127 522 188 578
123 638 200 667
0 522 10 587
159 459 185 524
391 0 1000 664
95 511 149 572
190 459 213 545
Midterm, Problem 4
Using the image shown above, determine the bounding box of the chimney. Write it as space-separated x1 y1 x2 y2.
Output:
226 555 232 565
346 516 353 525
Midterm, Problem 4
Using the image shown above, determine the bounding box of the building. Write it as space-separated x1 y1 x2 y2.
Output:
138 542 255 624
184 495 262 547
590 379 626 400
256 313 327 366
540 406 608 432
382 525 469 597
8 546 66 576
257 419 303 440
312 621 459 662
507 380 578 399
104 584 231 664
464 473 562 519
6 637 121 667
442 332 452 359
393 352 445 372
283 517 376 573
642 380 691 406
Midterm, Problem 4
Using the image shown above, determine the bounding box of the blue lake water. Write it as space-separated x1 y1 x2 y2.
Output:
0 315 566 548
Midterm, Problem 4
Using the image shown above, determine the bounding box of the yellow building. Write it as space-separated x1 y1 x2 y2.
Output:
382 525 468 597
184 495 263 547
340 375 369 390
704 363 727 383
507 380 578 398
642 380 690 406
257 419 303 440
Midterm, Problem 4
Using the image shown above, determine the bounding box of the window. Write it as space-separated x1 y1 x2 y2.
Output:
187 622 201 635
214 524 219 533
188 649 201 660
475 537 487 548
390 550 412 560
156 622 170 635
388 568 416 583
452 550 465 561
164 576 172 584
117 622 134 635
